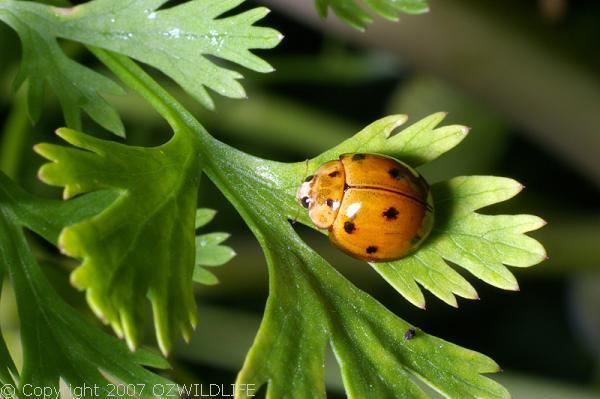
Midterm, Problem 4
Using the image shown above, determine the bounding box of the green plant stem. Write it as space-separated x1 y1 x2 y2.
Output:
90 48 277 260
90 48 265 217
105 83 356 155
0 92 28 179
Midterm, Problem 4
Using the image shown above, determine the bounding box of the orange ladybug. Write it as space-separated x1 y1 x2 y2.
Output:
297 153 434 262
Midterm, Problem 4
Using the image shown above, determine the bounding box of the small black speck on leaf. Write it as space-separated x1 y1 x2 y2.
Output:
404 329 416 340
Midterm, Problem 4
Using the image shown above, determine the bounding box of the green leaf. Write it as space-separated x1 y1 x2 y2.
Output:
0 172 117 244
196 238 235 265
235 233 508 399
201 130 516 398
0 172 175 398
193 208 236 285
316 113 469 168
34 127 202 355
195 208 217 229
0 267 17 395
315 0 429 30
372 176 547 308
0 0 283 124
89 51 545 398
0 5 125 134
303 114 546 308
193 267 219 285
387 74 510 182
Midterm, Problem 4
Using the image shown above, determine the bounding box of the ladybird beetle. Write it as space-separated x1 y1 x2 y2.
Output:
296 153 434 262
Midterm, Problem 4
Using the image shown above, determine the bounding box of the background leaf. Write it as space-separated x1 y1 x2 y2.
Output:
194 208 236 285
315 0 429 30
0 6 125 134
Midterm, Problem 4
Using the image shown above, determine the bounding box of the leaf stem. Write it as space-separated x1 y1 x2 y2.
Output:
90 50 296 330
90 48 277 230
89 48 204 143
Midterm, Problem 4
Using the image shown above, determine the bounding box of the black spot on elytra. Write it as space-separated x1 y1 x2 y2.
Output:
328 171 340 177
343 183 350 192
304 175 314 182
343 221 356 234
382 207 399 220
326 199 334 207
404 329 416 340
388 168 403 180
352 154 366 161
366 245 378 254
301 196 310 208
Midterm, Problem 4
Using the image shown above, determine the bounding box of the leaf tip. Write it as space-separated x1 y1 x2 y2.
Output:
126 338 137 353
58 228 76 256
429 111 449 124
32 143 53 161
384 114 409 137
32 143 43 155
156 329 171 357
357 26 366 32
113 126 126 139
158 343 170 358
35 163 50 184
55 127 70 138
182 329 192 344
